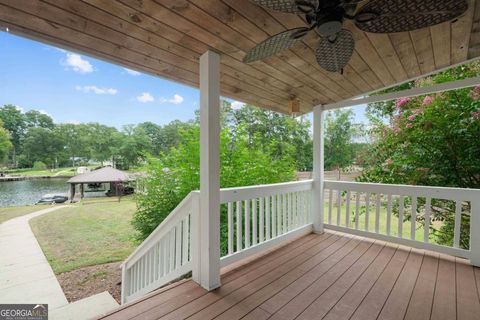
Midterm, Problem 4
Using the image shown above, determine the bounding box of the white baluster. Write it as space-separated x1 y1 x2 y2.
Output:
355 192 360 230
236 201 242 251
424 197 431 243
375 194 381 233
328 189 333 224
411 197 417 241
259 197 264 243
454 200 462 248
398 196 404 238
387 194 392 236
266 196 271 240
228 202 233 255
252 199 257 245
345 191 351 228
245 200 250 248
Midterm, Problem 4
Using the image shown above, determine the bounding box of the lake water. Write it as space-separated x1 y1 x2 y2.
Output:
0 178 70 207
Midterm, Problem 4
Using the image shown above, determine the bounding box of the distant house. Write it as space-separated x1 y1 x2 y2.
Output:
76 166 90 174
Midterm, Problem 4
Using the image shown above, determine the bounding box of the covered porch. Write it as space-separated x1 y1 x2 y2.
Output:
100 230 480 320
2 0 480 319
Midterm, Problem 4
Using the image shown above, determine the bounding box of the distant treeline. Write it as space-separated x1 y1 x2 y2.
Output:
0 104 191 169
0 102 332 171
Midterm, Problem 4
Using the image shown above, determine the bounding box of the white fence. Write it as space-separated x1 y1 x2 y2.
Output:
323 181 480 259
121 180 480 304
120 192 197 303
219 180 313 267
121 181 314 303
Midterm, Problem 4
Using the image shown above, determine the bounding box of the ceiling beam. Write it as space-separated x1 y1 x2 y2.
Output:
322 75 480 110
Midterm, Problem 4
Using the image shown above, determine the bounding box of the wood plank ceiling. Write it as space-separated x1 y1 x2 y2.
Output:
1 0 480 114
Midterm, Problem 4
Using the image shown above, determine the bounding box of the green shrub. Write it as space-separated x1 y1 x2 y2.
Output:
133 126 296 247
33 161 47 170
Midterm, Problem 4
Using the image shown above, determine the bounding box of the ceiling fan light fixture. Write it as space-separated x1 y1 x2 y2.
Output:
316 29 354 73
318 20 343 37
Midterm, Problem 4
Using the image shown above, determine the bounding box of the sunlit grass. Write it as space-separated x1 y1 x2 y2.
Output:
30 198 137 274
0 205 42 224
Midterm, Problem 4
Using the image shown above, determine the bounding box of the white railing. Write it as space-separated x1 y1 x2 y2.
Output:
219 180 313 267
323 181 480 259
120 192 198 303
121 179 480 304
120 181 314 304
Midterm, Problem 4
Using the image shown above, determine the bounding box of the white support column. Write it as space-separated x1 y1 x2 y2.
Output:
195 50 221 290
470 199 480 266
312 105 324 233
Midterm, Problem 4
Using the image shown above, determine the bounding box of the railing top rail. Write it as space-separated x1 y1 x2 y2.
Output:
121 191 198 268
220 180 313 203
325 180 480 201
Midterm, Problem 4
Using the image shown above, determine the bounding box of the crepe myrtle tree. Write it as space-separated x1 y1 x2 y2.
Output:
359 62 480 248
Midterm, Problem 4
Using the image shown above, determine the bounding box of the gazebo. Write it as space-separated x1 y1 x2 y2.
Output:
67 166 133 201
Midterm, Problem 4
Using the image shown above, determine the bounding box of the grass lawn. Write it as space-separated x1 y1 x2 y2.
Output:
5 167 78 177
323 201 445 244
0 205 43 224
30 198 137 274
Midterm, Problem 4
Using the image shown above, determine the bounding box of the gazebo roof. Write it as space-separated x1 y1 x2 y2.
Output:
67 167 133 184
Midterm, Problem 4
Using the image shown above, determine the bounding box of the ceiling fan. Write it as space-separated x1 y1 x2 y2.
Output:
244 0 469 73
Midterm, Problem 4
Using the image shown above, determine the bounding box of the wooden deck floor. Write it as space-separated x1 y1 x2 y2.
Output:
99 231 480 320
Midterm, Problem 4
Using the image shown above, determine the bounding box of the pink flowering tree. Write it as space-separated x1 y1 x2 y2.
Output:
359 62 480 248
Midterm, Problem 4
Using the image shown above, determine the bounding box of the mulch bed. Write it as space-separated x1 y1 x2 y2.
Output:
56 262 122 304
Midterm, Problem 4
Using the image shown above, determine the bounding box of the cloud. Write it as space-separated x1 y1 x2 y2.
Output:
76 85 118 95
169 94 184 105
231 101 245 110
38 109 52 117
123 68 141 76
137 92 154 103
63 53 93 73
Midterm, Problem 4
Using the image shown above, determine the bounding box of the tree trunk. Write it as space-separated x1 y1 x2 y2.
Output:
12 147 16 168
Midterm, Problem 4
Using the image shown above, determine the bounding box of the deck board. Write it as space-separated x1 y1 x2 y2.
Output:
431 254 457 320
98 232 480 320
403 252 439 320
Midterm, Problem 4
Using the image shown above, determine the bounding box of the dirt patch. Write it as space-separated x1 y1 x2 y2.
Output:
57 262 122 303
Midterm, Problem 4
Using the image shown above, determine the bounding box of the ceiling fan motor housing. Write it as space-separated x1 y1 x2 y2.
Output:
314 5 346 37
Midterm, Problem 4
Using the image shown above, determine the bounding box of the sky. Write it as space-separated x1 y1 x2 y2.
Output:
0 31 367 128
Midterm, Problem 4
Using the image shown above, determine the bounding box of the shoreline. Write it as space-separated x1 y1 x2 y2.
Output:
0 175 72 182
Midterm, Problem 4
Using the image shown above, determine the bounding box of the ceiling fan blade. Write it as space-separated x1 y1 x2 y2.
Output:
252 0 317 14
243 27 310 63
355 0 469 34
315 30 355 73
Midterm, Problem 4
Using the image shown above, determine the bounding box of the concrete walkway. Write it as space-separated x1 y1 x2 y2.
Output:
0 206 70 309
